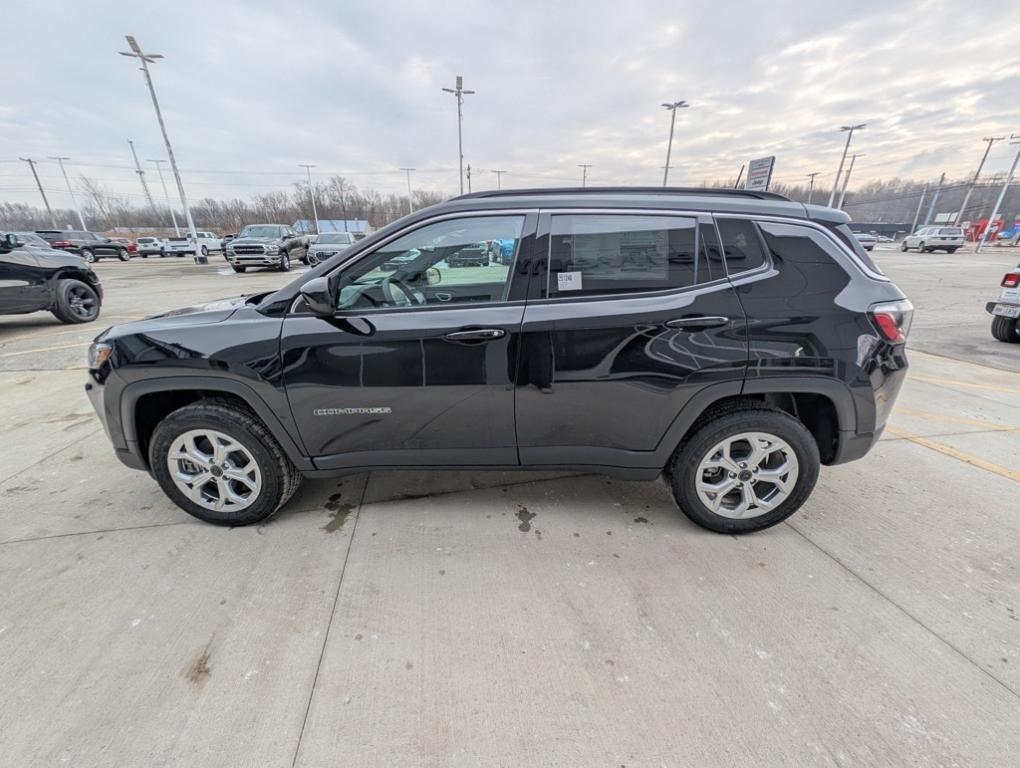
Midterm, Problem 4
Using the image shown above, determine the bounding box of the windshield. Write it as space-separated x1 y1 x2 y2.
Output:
316 233 354 245
239 225 282 238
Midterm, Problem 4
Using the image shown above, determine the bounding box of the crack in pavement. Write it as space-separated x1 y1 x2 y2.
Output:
785 521 1020 701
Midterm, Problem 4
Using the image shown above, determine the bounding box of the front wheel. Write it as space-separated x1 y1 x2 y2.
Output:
991 315 1020 343
306 251 320 267
232 265 246 273
201 245 209 257
51 278 101 324
900 242 909 252
149 402 302 526
278 252 291 271
118 249 130 261
667 408 820 534
80 248 95 263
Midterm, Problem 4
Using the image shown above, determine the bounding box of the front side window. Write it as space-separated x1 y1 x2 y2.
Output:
333 215 524 311
547 214 698 298
716 217 767 273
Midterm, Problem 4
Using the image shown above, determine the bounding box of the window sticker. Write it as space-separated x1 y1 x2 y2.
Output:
557 271 583 291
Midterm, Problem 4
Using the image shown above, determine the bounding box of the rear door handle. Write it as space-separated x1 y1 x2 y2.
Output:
444 328 506 343
664 316 729 330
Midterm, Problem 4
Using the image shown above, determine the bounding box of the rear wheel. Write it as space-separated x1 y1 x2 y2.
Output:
149 402 302 526
991 315 1020 343
667 409 820 534
51 278 101 324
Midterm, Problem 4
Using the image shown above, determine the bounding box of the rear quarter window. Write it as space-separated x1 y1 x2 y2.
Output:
826 223 884 275
716 218 767 273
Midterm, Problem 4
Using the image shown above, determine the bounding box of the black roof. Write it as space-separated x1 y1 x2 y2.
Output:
455 186 791 202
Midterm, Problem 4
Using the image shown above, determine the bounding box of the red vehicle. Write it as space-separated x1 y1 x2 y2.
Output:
109 237 138 255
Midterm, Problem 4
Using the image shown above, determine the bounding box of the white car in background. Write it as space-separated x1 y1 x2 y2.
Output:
136 237 166 257
305 231 358 266
853 232 877 251
901 226 965 254
163 231 223 257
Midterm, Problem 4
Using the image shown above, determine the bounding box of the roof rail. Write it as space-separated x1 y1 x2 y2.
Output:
454 186 792 202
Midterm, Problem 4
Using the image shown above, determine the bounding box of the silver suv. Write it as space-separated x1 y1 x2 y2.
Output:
901 226 964 253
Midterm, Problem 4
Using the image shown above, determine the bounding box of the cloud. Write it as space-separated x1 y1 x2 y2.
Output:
2 0 1020 209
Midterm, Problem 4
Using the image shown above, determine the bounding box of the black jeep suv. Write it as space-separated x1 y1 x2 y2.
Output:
86 188 911 533
1 232 103 323
36 230 132 262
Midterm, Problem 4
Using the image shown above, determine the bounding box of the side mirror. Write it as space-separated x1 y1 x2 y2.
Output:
0 233 16 253
300 276 335 316
425 267 442 286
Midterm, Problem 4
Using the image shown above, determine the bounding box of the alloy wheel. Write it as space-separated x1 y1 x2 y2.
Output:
67 284 98 320
695 431 799 519
166 429 262 512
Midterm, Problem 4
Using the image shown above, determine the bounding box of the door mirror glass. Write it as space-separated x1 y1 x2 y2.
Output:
0 233 16 252
300 276 336 316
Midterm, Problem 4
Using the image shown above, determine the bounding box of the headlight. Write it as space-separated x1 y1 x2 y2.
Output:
88 341 113 370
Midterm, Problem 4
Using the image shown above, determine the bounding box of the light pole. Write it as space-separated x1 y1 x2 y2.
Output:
827 123 866 207
119 35 198 244
148 159 180 235
836 153 864 209
955 135 1005 226
661 101 689 186
20 158 56 227
806 172 820 205
491 169 507 189
298 164 319 235
577 163 591 187
442 75 475 195
127 139 158 216
976 135 1020 253
399 167 416 214
49 156 87 230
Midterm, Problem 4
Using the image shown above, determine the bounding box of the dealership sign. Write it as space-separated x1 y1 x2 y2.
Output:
745 156 776 192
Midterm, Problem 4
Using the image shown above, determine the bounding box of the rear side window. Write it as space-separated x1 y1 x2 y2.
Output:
716 218 767 273
547 214 698 298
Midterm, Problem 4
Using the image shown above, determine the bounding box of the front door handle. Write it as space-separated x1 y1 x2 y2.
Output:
664 315 729 330
444 328 506 343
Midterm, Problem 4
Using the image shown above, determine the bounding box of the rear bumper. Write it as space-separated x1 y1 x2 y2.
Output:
986 301 1020 315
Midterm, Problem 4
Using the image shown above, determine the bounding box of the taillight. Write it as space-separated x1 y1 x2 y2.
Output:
1002 273 1020 289
869 299 914 343
53 240 71 247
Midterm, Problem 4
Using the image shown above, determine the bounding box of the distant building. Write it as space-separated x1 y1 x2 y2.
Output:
293 219 371 235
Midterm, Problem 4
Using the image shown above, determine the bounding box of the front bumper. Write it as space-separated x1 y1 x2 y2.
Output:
228 253 280 266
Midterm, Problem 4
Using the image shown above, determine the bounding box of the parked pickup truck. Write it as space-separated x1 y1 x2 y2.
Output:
225 224 307 272
164 231 223 258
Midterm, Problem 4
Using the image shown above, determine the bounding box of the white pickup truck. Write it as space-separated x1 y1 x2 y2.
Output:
163 231 223 257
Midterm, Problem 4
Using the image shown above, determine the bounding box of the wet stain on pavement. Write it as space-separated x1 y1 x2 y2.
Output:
516 506 536 532
323 501 355 533
633 517 648 524
184 638 214 687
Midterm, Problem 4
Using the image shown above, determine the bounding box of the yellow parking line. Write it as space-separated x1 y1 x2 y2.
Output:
909 375 1020 396
0 342 87 359
887 427 1020 484
894 407 1020 432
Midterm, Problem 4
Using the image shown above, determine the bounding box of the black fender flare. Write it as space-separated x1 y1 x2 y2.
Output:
119 376 314 471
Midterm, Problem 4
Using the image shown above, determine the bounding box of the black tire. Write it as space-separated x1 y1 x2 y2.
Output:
118 249 131 261
900 242 908 252
201 245 209 257
232 265 247 273
991 315 1020 343
80 248 95 263
148 401 302 526
947 248 958 254
51 278 101 324
666 408 820 534
918 243 927 253
278 252 291 272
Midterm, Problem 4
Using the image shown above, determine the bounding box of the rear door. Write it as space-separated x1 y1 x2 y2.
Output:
282 212 537 470
515 210 747 468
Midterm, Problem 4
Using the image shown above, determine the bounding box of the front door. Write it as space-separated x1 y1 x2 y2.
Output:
282 212 536 470
515 211 748 468
0 246 45 314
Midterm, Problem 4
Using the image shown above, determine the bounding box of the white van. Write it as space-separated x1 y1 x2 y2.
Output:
164 231 223 257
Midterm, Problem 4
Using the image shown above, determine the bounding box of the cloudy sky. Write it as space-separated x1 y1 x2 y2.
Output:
2 0 1019 209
